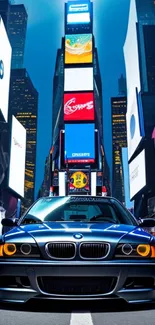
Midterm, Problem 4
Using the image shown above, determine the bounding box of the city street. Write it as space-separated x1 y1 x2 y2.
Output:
0 300 155 325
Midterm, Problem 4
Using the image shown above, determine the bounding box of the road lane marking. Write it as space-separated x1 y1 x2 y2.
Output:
70 313 93 325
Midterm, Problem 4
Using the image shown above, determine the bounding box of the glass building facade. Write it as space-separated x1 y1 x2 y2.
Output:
112 97 127 203
118 74 127 96
143 25 155 94
135 0 155 93
52 43 64 143
8 4 28 69
9 69 38 210
0 0 9 30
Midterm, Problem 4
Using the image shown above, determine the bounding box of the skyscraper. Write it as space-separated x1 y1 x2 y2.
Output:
136 0 155 20
135 0 155 93
8 4 28 69
48 0 112 197
112 97 127 203
124 0 155 216
94 46 103 141
9 69 38 210
38 153 51 198
0 0 9 30
118 74 127 96
52 42 64 142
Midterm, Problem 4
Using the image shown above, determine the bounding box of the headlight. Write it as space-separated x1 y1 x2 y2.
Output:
0 243 40 258
115 243 155 258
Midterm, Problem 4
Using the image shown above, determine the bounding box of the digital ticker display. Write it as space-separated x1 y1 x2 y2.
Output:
65 123 95 163
67 1 90 24
64 92 94 121
65 34 92 64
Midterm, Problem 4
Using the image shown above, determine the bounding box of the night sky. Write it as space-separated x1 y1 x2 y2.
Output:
14 0 130 198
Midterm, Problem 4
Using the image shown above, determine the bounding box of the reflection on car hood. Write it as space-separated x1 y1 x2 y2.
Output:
4 222 152 244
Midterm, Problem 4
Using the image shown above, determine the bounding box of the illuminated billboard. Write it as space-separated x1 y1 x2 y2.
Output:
65 123 95 163
123 0 143 160
64 92 94 121
64 67 93 92
67 1 90 24
69 171 90 194
129 149 146 200
0 17 12 122
65 34 92 64
8 116 26 197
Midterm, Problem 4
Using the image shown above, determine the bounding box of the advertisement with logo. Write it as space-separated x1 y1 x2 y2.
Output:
65 123 95 163
65 34 92 64
123 0 143 160
64 67 93 92
67 1 90 24
64 92 94 121
69 171 90 194
0 17 12 122
8 116 26 197
129 149 146 200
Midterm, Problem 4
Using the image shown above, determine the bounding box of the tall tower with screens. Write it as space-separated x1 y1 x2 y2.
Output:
49 0 110 197
63 0 96 195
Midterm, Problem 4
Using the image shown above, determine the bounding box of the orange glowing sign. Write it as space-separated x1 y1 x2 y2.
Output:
65 34 92 64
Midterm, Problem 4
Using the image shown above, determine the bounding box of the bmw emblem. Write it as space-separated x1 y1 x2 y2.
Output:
73 233 83 239
0 60 4 80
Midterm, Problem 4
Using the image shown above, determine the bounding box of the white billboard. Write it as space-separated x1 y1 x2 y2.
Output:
67 13 90 24
64 67 93 92
129 149 146 200
8 116 26 197
0 17 12 122
123 0 143 160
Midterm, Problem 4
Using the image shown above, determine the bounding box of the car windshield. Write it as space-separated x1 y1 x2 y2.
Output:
20 197 137 226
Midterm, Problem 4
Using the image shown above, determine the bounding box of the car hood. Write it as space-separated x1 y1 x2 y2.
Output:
4 222 152 244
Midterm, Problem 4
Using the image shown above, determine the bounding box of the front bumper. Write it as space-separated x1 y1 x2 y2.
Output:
1 259 155 303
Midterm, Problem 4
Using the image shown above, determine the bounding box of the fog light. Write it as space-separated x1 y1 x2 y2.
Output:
4 243 16 256
122 244 133 255
20 244 31 255
137 244 150 257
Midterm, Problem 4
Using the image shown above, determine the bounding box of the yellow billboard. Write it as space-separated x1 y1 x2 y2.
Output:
70 171 88 189
65 34 92 64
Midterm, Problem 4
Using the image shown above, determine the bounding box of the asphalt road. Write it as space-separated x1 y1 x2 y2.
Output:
0 300 155 325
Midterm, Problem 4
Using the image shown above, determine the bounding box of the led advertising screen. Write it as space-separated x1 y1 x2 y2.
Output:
8 116 26 197
69 171 90 194
65 34 92 64
65 123 95 163
123 0 143 160
64 92 94 121
64 67 93 92
0 17 12 122
129 149 146 200
67 1 90 24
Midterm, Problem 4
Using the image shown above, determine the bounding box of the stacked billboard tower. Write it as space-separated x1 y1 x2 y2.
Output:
50 0 110 197
64 0 94 195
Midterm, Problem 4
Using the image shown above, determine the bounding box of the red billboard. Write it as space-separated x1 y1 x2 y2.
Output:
64 92 95 121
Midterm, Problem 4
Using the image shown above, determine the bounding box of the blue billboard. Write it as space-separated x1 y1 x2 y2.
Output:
65 123 95 163
67 1 90 24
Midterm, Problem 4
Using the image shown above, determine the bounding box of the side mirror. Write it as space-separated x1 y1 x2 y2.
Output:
1 218 18 227
140 218 155 228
